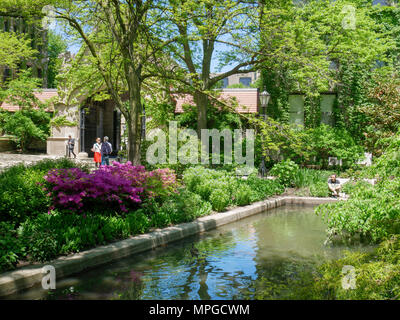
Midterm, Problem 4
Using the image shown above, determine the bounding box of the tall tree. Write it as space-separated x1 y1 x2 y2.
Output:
51 0 179 164
161 0 261 134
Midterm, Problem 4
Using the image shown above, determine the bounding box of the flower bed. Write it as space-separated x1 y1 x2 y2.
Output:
0 161 291 273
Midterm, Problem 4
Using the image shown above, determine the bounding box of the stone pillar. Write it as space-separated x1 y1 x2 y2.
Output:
46 104 79 156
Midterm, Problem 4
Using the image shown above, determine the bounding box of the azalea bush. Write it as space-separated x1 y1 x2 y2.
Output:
44 162 178 214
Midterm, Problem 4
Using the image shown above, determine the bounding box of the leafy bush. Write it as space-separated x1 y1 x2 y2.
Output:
0 222 24 272
18 210 150 262
234 183 253 206
309 181 329 197
270 159 300 187
160 189 212 223
293 169 331 188
0 158 89 224
316 132 400 243
0 108 50 151
244 174 285 201
125 211 150 235
317 179 400 243
210 188 231 212
302 125 363 169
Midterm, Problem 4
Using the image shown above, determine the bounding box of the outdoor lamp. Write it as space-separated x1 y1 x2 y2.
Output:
259 89 270 120
259 88 270 177
259 89 270 107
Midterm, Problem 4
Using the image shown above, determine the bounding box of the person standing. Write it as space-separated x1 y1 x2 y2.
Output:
67 135 76 159
101 136 112 166
91 137 102 168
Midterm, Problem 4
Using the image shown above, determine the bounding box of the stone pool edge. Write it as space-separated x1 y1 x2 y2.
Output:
0 196 338 297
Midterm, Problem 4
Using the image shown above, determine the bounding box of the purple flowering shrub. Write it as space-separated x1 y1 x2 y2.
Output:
44 162 178 214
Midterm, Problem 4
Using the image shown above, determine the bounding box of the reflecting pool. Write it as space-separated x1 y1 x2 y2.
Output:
6 204 371 300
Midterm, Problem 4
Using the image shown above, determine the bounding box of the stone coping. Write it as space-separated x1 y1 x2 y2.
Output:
0 196 338 298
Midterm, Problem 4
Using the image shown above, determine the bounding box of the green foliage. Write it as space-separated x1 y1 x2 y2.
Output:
125 211 150 235
317 132 400 243
0 158 89 224
309 181 330 198
302 125 363 168
0 72 52 151
0 30 36 78
47 30 68 89
1 109 50 151
160 189 212 223
176 103 243 132
244 174 285 201
234 183 253 206
292 169 331 189
368 132 400 179
261 0 393 132
210 188 231 212
270 159 299 187
183 166 285 212
50 115 77 128
0 222 24 272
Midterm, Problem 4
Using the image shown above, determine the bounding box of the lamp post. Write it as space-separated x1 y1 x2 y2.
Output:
259 88 270 177
259 88 270 121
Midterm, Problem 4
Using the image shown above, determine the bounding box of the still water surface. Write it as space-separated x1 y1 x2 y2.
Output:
7 204 369 300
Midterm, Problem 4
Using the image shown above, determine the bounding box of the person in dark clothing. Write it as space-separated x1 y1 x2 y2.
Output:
67 135 76 159
101 136 112 166
328 174 341 197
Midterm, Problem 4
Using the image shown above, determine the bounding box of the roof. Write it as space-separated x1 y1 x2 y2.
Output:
0 89 58 112
174 88 259 114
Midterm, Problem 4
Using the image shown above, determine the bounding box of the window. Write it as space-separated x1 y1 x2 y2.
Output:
239 77 251 87
222 78 229 88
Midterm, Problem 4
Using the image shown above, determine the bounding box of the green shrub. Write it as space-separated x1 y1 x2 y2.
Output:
244 175 285 201
126 211 150 234
302 124 364 169
317 179 400 243
150 211 171 228
210 188 231 212
341 180 374 196
270 160 300 187
160 190 212 223
0 158 89 224
0 222 25 272
234 183 253 206
309 181 329 197
293 169 331 188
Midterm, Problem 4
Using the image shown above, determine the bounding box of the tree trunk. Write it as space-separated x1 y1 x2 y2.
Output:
194 91 208 136
125 80 142 165
126 117 141 165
